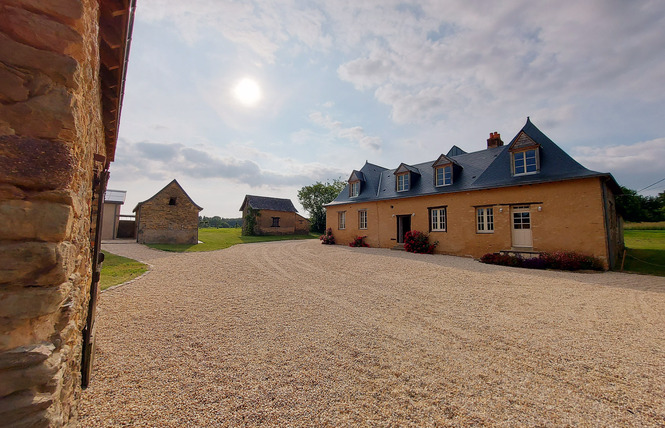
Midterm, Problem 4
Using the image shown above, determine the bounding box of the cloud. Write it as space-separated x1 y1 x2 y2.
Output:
112 138 346 188
308 111 382 150
572 138 665 192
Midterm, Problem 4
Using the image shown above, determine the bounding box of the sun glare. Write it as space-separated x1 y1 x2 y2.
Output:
233 78 261 106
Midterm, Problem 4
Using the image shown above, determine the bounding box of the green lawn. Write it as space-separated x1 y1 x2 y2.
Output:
100 251 149 290
146 228 319 252
623 229 665 276
624 221 665 230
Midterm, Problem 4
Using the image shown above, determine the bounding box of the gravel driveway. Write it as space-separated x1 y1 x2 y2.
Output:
79 240 665 426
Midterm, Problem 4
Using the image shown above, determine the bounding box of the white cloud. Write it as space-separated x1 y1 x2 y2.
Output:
308 111 382 150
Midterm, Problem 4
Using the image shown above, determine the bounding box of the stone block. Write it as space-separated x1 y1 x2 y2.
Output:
0 63 29 103
0 87 76 141
0 349 61 397
0 136 74 191
0 5 83 60
0 285 68 320
0 342 54 370
0 391 53 426
3 0 83 22
0 242 58 285
0 200 73 242
0 32 77 89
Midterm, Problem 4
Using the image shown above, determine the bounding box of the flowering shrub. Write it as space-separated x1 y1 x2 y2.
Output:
320 228 335 245
349 236 369 247
403 230 438 254
540 251 604 271
480 251 603 271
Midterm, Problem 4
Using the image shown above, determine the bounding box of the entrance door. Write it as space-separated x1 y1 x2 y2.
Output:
397 215 411 243
511 205 532 248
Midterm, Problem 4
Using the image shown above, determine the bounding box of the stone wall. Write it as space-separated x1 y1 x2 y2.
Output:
136 181 201 244
0 0 109 425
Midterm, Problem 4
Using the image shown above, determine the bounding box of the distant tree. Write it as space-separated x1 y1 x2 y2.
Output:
616 186 665 222
298 179 346 233
208 216 224 228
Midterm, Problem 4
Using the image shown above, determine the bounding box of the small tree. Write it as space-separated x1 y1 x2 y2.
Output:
298 179 346 233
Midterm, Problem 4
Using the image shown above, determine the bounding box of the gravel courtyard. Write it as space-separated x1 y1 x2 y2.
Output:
79 240 665 426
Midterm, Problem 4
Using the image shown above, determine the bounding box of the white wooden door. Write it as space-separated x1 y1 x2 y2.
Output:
511 206 533 248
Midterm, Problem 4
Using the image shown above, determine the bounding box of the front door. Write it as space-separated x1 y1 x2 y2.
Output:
397 215 411 243
511 205 532 248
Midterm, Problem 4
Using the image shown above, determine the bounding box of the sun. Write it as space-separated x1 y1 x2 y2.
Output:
232 78 261 106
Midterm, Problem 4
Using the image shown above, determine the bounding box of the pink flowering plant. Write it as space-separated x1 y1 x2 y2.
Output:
403 230 438 254
349 236 369 247
480 251 603 271
320 228 335 245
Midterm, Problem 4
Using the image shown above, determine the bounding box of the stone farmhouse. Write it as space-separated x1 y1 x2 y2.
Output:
240 195 311 235
326 119 623 269
0 0 135 425
133 179 203 244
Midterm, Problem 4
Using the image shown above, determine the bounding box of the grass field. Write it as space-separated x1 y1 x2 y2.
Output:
623 229 665 276
100 251 149 290
146 228 319 252
624 221 665 230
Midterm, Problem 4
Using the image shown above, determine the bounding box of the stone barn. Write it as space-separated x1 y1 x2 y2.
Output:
0 0 135 425
133 179 203 244
240 195 311 235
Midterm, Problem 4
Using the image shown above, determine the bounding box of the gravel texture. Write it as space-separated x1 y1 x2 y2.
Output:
79 240 665 426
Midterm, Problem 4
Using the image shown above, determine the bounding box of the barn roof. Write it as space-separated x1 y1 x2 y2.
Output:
240 195 298 213
133 179 203 212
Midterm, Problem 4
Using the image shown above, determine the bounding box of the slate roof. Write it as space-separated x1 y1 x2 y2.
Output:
240 195 298 213
327 118 620 207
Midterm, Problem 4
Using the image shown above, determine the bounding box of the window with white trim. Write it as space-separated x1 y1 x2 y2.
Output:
338 211 346 230
349 181 360 197
396 173 409 191
358 210 367 229
435 165 452 186
476 207 494 233
513 149 538 175
430 207 447 231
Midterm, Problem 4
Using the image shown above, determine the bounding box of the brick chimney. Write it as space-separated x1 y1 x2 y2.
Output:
487 132 503 149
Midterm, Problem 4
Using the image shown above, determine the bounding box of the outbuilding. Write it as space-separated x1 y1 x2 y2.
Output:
240 195 310 235
134 179 203 244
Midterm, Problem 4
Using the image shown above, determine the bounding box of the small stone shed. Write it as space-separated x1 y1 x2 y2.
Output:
133 179 203 244
240 195 310 235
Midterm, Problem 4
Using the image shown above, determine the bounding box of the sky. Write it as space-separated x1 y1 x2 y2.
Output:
109 0 665 218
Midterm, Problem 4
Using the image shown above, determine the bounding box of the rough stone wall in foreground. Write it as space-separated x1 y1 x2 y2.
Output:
0 0 105 425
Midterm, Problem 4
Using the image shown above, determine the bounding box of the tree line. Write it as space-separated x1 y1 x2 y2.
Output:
198 216 243 228
616 187 665 223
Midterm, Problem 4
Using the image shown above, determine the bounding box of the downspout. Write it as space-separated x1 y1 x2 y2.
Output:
600 178 614 269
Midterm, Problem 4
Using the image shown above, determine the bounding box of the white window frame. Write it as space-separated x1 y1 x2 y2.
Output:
358 210 367 230
430 207 447 232
397 173 410 192
476 207 494 233
349 181 360 197
512 149 539 176
338 211 346 230
435 165 452 186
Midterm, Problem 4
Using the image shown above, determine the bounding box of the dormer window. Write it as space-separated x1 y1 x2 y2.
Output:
349 181 360 197
513 149 538 175
435 165 452 186
509 131 540 176
394 163 419 192
432 154 459 187
396 173 409 191
347 170 365 198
